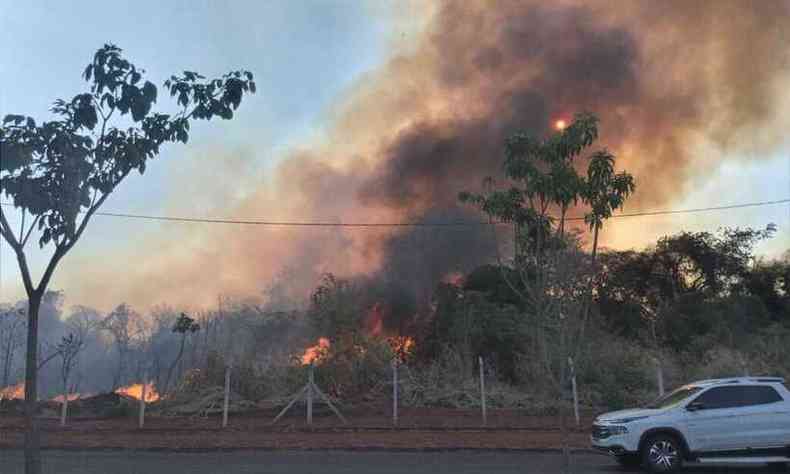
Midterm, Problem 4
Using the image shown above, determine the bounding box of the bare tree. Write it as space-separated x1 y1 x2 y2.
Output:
55 333 84 426
162 313 200 395
0 306 26 388
101 304 136 390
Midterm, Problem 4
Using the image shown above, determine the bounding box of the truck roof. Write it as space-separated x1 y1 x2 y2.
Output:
689 376 785 387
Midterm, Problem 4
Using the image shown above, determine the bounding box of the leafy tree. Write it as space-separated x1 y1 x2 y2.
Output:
744 257 790 322
0 43 255 473
425 282 524 380
582 150 635 263
653 226 775 297
461 112 634 473
462 264 523 307
459 112 633 371
461 112 598 260
597 226 778 352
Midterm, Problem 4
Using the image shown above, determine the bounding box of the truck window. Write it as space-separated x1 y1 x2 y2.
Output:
692 386 743 409
647 386 703 409
741 386 783 405
693 385 783 409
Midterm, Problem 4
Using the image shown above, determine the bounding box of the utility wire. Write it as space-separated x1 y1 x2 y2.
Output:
0 198 788 227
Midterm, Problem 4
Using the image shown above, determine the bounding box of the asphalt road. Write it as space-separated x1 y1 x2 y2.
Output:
0 450 787 474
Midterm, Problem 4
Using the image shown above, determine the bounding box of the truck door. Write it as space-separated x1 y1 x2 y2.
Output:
735 385 790 448
684 386 746 451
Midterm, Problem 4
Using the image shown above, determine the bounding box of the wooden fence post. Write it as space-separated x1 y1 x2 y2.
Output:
60 392 68 427
307 364 314 426
138 373 147 429
392 360 399 427
222 365 231 428
568 357 579 428
479 356 487 427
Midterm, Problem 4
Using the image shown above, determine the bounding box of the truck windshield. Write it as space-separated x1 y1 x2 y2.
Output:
647 386 704 409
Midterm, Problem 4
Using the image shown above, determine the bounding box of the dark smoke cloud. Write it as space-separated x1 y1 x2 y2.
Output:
61 0 790 311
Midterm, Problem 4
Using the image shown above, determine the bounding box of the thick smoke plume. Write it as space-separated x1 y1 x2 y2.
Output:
64 0 790 313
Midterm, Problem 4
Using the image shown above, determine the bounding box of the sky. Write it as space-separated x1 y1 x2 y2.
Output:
0 0 398 304
1 0 789 311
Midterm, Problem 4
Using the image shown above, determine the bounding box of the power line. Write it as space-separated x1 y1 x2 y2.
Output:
0 198 788 227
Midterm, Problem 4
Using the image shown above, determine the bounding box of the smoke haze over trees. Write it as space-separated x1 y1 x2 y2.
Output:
15 0 784 311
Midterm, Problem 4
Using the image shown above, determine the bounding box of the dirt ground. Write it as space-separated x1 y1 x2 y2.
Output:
0 408 593 450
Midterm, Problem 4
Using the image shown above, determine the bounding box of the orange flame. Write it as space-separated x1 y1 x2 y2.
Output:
0 383 24 400
367 303 384 337
115 383 160 402
52 393 83 403
300 337 330 365
387 336 416 360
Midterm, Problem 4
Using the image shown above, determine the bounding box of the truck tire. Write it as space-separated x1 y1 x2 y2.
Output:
641 433 684 473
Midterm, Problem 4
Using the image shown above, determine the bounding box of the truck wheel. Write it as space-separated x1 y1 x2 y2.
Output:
641 434 683 473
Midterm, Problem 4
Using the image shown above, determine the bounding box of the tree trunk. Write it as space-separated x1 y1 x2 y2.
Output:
574 223 601 360
558 357 571 474
60 387 68 427
164 335 186 395
115 346 127 390
591 224 600 265
3 337 13 388
24 293 42 474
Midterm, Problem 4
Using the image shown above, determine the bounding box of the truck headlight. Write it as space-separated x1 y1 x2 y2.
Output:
608 425 628 436
610 415 649 424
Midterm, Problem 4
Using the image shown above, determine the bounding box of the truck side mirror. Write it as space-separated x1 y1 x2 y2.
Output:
686 401 704 412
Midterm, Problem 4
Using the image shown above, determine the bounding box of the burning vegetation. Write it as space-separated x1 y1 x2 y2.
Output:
51 393 83 403
115 383 160 403
0 383 24 400
300 337 331 365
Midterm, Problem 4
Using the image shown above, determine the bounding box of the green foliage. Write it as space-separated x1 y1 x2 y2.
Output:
308 274 365 339
598 226 781 352
583 150 635 231
423 283 525 381
459 112 634 250
463 264 523 306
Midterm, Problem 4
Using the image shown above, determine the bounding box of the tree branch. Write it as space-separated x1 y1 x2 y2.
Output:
20 215 40 248
0 207 35 297
37 348 61 371
19 209 25 241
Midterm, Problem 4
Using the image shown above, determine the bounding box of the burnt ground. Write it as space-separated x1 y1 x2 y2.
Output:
0 408 593 450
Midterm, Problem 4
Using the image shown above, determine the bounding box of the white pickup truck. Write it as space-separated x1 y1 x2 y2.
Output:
591 377 790 472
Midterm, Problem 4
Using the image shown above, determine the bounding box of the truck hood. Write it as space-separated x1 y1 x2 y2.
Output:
596 408 664 423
